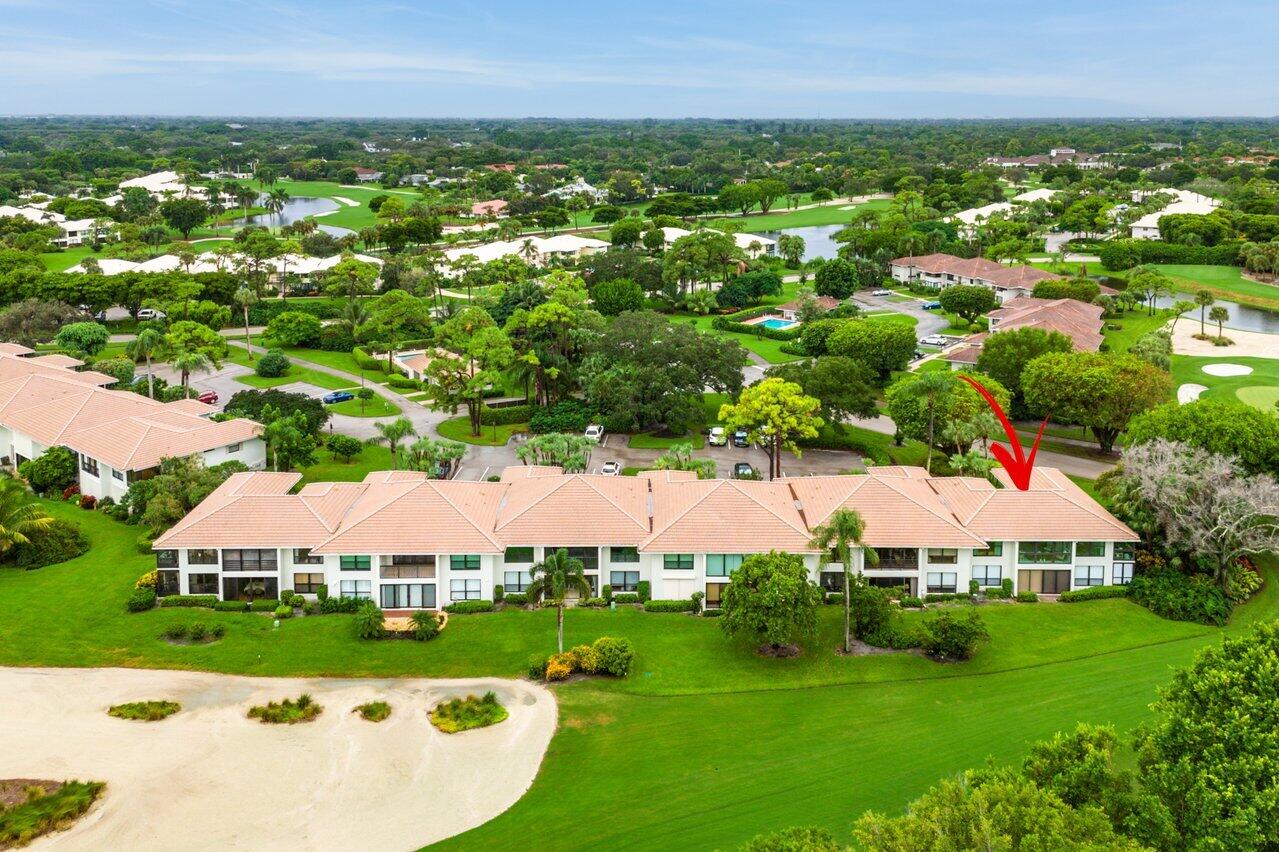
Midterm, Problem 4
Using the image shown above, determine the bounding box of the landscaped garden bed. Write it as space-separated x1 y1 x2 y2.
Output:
247 694 322 725
0 779 104 847
429 692 508 733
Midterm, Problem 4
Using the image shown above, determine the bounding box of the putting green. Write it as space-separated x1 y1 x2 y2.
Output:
1235 385 1279 410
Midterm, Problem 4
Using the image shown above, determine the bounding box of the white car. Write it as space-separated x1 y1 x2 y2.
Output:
708 426 727 447
137 308 167 321
872 289 894 296
600 461 621 476
584 424 604 443
920 334 951 347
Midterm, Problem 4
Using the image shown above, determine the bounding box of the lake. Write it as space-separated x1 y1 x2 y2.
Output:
760 224 845 262
234 195 354 237
1154 293 1279 334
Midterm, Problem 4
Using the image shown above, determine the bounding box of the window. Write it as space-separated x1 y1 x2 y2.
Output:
226 442 242 453
1018 541 1071 564
926 572 957 593
339 579 371 600
293 548 322 565
391 554 435 566
609 570 639 592
609 546 639 563
705 583 728 608
80 455 99 476
820 572 844 592
450 554 481 571
1074 566 1105 587
503 547 534 564
1075 541 1106 557
1113 543 1136 561
663 553 694 571
974 542 1003 557
380 583 436 609
971 565 1003 587
871 548 918 571
548 546 598 572
382 558 435 579
156 570 180 597
926 548 958 565
189 573 219 595
186 548 218 565
112 468 124 481
155 549 178 569
221 549 278 571
292 573 325 594
706 554 744 577
450 578 481 601
1113 563 1134 585
340 555 371 571
504 571 532 592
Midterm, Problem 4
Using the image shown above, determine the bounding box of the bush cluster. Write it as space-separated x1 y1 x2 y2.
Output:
126 587 157 612
430 691 508 733
9 518 89 569
248 693 322 724
213 600 249 612
255 350 291 378
502 592 529 606
108 700 180 721
899 595 925 609
1058 585 1131 603
919 610 990 661
611 593 641 604
158 595 219 608
1129 567 1230 626
637 580 651 602
161 622 224 643
923 592 974 604
531 636 635 681
249 598 281 612
528 399 596 434
411 610 442 641
1016 590 1039 603
643 598 694 613
319 595 362 614
444 599 495 614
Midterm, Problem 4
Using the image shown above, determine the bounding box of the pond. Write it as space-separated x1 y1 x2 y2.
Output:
760 224 845 262
233 195 354 237
1152 293 1279 334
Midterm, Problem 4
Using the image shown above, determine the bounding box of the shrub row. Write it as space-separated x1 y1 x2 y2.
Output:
480 404 535 425
126 587 156 612
158 595 218 609
1099 238 1242 271
1058 585 1131 603
643 598 694 613
611 593 641 604
502 592 529 606
711 312 802 341
445 599 495 614
923 592 974 604
247 298 346 325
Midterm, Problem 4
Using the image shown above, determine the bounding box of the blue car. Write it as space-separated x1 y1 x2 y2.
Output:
322 390 354 404
922 301 942 310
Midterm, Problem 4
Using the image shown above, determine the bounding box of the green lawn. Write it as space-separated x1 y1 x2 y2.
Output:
5 501 1277 849
1103 308 1176 354
437 415 528 445
709 197 892 231
248 337 393 386
628 432 706 449
326 395 400 418
298 442 392 485
1152 264 1279 311
224 348 356 391
38 245 97 271
1171 355 1279 410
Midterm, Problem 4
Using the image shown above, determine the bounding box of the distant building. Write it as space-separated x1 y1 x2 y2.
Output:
353 167 383 183
1129 189 1221 240
660 226 777 258
943 297 1105 368
469 199 509 218
545 177 608 203
985 149 1108 170
889 253 1065 303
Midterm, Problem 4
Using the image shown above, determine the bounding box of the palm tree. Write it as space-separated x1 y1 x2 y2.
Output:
171 351 213 390
370 417 416 469
233 286 258 361
1168 299 1196 334
0 475 54 557
235 186 258 219
1195 290 1215 336
901 371 953 473
526 547 592 653
265 187 290 223
341 299 370 343
810 508 877 654
126 327 167 399
1209 305 1229 340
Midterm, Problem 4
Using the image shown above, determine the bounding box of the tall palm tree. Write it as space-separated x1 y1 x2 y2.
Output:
233 286 259 361
370 417 416 469
0 475 54 557
1195 290 1215 336
1209 305 1229 340
341 299 370 343
810 508 877 654
265 187 290 223
126 327 167 399
527 547 592 653
171 351 213 390
902 371 953 474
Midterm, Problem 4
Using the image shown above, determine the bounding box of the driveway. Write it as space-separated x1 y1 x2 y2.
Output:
2 667 556 851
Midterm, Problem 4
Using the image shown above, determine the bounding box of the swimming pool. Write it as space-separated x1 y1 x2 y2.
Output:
758 317 798 330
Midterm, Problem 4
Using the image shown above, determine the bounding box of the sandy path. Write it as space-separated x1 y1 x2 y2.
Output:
1 668 555 852
332 196 359 207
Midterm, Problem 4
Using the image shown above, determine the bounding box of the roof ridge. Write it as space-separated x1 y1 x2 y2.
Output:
426 479 505 549
642 479 718 547
729 479 811 538
879 475 985 542
494 474 572 530
577 475 650 531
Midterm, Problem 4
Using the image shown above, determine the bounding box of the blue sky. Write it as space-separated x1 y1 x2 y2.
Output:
1 0 1276 118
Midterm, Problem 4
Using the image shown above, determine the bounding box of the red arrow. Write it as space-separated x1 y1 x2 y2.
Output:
957 374 1047 491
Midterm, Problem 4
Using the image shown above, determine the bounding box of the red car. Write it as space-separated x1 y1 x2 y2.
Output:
197 390 219 405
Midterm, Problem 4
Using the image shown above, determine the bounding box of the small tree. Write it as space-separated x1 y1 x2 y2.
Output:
54 321 109 356
809 507 877 653
719 551 823 655
370 416 416 469
919 610 989 661
233 285 259 361
938 284 998 324
527 548 592 653
718 378 822 480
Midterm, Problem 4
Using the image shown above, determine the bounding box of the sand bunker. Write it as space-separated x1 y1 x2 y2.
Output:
1177 383 1208 404
1201 363 1254 377
2 667 555 851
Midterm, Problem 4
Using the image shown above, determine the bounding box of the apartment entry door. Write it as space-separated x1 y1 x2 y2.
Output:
1017 569 1070 594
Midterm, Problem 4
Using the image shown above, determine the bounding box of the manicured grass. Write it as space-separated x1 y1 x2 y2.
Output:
437 415 527 445
298 442 392 485
1171 355 1279 409
1152 264 1279 311
8 501 1279 849
248 693 322 724
326 395 400 418
247 338 393 387
355 701 391 722
676 315 800 364
224 348 355 391
709 197 892 230
37 245 97 271
1103 308 1175 354
429 691 508 733
107 700 180 721
0 780 105 847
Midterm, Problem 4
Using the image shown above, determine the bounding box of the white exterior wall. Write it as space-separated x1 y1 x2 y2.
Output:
200 438 267 470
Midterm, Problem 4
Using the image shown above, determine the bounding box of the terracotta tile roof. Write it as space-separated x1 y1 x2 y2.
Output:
776 296 842 312
27 353 83 368
988 297 1104 351
495 473 650 545
945 468 1138 542
889 252 962 272
644 479 814 553
0 352 260 471
0 343 33 355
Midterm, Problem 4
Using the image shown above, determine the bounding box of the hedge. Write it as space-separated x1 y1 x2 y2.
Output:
480 404 535 425
1128 567 1230 625
923 592 974 603
214 600 249 612
8 517 88 569
352 346 386 372
1059 585 1131 603
503 592 529 606
159 595 219 609
126 587 156 612
637 580 651 602
1099 238 1242 271
247 298 346 325
643 599 694 613
612 593 641 604
249 598 281 612
711 306 803 341
387 374 419 390
444 599 495 614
